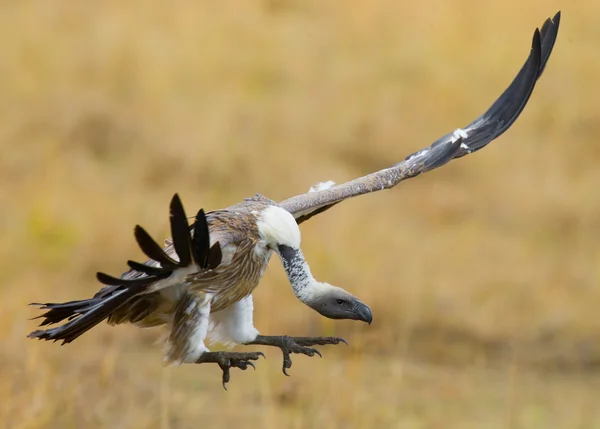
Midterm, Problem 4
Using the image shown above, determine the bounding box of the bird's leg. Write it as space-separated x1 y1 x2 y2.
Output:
246 335 346 375
195 351 265 390
171 294 264 390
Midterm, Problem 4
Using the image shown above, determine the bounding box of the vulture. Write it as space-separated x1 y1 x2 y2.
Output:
29 12 561 389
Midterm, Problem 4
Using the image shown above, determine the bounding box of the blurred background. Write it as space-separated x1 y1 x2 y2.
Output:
1 1 599 428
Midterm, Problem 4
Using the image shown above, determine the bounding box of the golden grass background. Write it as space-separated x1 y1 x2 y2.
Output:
1 1 599 428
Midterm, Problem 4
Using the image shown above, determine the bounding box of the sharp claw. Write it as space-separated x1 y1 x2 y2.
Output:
219 359 232 391
197 352 267 389
250 336 347 377
221 371 229 391
282 351 292 376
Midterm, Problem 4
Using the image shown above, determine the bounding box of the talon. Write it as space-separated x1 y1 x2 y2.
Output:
196 351 264 389
282 351 292 376
221 366 231 391
247 335 349 376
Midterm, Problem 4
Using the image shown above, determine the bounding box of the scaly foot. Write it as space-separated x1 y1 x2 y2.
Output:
247 335 347 375
196 351 265 390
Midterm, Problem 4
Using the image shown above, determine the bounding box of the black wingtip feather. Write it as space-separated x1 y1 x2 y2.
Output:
538 11 561 76
169 194 193 267
449 12 559 158
96 271 158 288
192 208 210 267
126 260 170 278
207 242 222 270
134 225 180 270
532 28 541 50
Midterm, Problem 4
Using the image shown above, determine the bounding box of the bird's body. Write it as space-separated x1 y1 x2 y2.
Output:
28 12 561 387
104 197 294 363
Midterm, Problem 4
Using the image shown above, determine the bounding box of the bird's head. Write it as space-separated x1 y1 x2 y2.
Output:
305 283 373 324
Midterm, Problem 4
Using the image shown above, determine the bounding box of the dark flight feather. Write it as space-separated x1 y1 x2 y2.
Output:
192 209 210 267
169 194 193 267
134 225 180 270
126 260 169 277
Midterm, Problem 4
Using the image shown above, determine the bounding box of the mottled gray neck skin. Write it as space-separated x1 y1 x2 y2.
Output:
276 244 320 306
276 244 373 324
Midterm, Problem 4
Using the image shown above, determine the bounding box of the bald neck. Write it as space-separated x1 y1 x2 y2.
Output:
276 244 325 306
275 244 373 324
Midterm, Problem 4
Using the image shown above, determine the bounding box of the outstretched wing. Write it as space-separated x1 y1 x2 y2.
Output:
28 194 222 344
89 198 223 301
278 12 560 224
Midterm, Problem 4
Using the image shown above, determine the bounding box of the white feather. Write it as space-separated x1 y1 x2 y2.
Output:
207 295 259 346
452 128 469 149
152 264 200 300
256 205 301 249
309 180 336 193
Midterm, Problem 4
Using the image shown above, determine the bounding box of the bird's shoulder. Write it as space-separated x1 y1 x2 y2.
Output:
205 199 275 246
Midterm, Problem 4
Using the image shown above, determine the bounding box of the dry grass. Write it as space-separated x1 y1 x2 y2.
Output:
1 1 599 428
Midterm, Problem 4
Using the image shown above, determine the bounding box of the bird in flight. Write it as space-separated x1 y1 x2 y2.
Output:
29 12 561 389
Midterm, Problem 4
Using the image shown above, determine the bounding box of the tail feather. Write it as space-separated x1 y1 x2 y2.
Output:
28 283 152 344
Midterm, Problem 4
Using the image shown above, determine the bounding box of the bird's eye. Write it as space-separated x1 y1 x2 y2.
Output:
336 299 345 305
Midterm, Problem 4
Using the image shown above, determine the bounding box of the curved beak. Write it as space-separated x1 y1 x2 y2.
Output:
353 300 373 325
